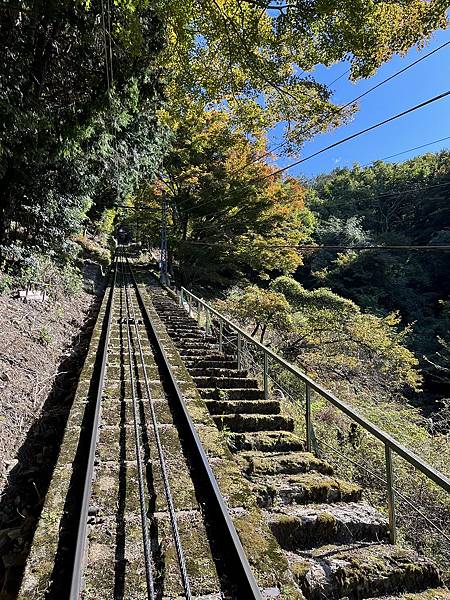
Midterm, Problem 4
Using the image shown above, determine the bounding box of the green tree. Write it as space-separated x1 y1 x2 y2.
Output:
217 285 292 342
131 109 314 286
302 152 450 392
0 0 167 277
162 0 448 147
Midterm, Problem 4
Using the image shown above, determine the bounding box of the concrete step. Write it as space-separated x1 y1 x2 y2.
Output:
184 358 237 369
164 318 197 325
267 502 388 550
165 327 204 335
213 413 294 433
176 340 219 350
366 589 449 599
252 472 362 507
173 333 216 341
179 348 228 358
205 399 281 415
238 451 334 476
199 387 265 400
229 431 305 453
189 367 247 378
168 331 206 340
193 376 259 389
290 543 442 600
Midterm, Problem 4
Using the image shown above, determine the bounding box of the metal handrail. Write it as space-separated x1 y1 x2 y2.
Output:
179 286 450 545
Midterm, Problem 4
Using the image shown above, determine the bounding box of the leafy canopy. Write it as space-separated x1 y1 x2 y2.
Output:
0 0 167 275
130 108 314 286
303 151 450 389
218 275 421 393
161 0 448 148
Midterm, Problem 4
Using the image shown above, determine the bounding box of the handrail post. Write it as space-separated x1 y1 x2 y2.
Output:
206 307 211 336
179 288 183 307
385 444 397 544
197 300 202 325
188 295 192 317
263 351 269 400
237 332 242 370
305 384 312 453
219 319 223 352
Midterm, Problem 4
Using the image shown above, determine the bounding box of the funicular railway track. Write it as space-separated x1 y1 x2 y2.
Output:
19 250 262 600
18 249 450 600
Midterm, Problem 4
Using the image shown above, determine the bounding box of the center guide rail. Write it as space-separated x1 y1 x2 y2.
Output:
68 248 261 600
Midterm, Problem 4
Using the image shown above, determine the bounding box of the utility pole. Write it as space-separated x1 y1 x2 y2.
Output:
160 197 169 285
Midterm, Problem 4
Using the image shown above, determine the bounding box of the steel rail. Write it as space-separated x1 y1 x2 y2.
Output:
180 287 450 495
69 256 118 600
127 259 262 599
120 255 156 599
122 255 193 600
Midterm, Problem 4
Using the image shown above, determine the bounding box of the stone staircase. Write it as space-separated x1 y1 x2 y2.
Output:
148 284 448 600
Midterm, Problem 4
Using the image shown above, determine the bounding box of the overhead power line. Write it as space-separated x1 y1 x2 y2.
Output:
180 89 450 216
159 40 450 213
375 135 450 162
129 140 450 241
232 39 450 174
260 90 450 180
182 241 450 252
328 68 351 87
342 40 450 109
172 180 450 239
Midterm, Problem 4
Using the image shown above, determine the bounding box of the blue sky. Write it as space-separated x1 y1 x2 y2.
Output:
269 27 450 180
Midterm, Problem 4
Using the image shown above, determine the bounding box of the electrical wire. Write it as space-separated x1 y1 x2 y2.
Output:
374 135 450 163
117 136 450 217
180 241 450 252
328 67 351 87
144 42 450 217
100 0 111 91
260 90 450 180
179 89 450 217
230 39 450 175
168 179 450 239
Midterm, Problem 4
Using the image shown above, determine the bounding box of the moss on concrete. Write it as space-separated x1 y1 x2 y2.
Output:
83 516 148 600
232 508 304 599
254 472 362 507
229 430 305 453
300 543 442 600
239 451 334 477
155 510 221 597
146 285 305 600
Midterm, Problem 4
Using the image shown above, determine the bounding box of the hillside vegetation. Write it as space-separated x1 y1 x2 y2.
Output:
303 152 450 400
1 0 449 583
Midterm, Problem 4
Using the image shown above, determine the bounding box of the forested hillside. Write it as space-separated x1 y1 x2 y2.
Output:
0 0 167 292
1 0 448 292
1 1 450 595
300 152 450 403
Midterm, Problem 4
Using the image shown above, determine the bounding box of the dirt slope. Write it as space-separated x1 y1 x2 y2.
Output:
0 291 95 490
